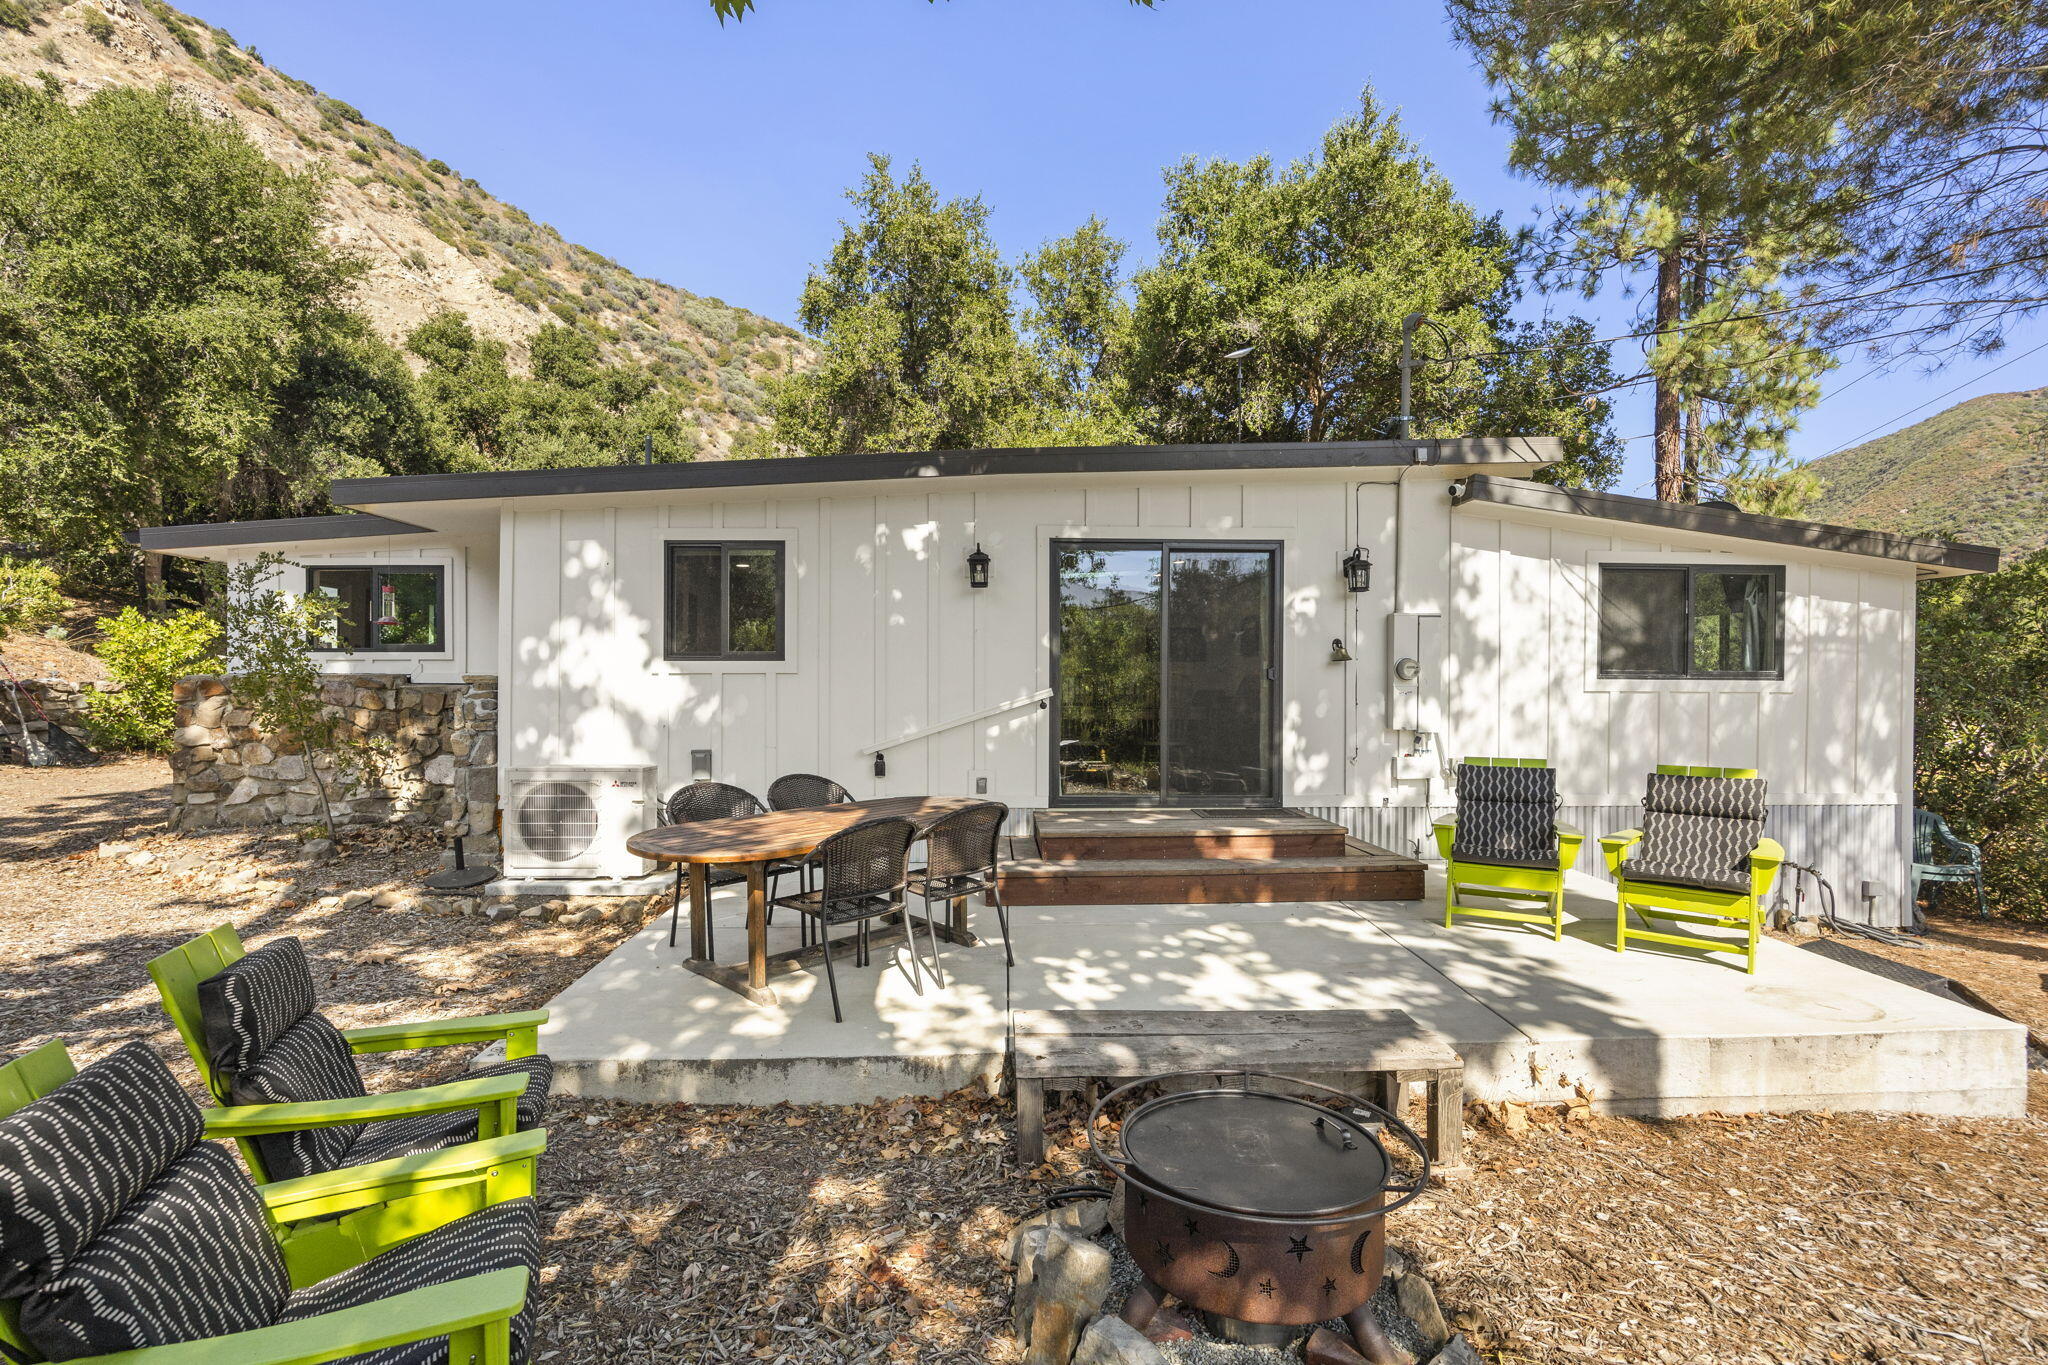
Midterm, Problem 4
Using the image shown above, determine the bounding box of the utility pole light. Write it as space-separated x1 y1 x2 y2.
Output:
1224 346 1255 441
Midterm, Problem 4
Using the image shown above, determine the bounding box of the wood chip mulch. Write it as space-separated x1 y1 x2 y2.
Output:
7 759 2048 1363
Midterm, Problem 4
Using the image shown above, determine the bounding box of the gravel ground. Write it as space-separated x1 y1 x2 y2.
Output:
6 759 2048 1363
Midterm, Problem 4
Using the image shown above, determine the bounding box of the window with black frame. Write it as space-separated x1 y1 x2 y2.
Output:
1598 564 1784 678
306 565 445 651
664 542 784 660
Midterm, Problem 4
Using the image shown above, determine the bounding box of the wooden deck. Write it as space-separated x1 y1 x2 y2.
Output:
999 810 1426 905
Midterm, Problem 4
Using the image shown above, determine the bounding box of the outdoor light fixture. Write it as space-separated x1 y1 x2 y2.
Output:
1224 345 1255 441
1342 546 1372 592
1330 638 1353 663
967 543 991 589
873 750 887 778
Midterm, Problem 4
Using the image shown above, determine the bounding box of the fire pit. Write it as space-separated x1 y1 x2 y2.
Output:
1089 1071 1429 1362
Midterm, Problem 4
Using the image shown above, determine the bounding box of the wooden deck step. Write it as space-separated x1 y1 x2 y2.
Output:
1031 808 1348 861
998 836 1426 905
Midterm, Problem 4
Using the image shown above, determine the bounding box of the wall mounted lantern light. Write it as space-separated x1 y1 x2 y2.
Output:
1329 638 1354 664
967 543 991 589
1342 546 1372 593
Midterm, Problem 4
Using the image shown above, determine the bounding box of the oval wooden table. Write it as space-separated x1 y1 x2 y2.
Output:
626 795 985 1006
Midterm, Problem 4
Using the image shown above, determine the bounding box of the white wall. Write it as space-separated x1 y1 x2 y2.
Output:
1442 505 1915 807
494 471 1436 808
223 534 493 684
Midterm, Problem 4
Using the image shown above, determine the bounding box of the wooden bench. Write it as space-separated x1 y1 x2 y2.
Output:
1010 1008 1465 1171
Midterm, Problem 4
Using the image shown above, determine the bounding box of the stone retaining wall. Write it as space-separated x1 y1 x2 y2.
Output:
168 672 499 838
8 678 104 740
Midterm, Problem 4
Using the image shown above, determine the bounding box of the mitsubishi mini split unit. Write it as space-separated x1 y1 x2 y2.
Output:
503 765 656 880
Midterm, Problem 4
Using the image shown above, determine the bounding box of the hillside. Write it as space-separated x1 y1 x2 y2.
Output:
0 0 811 456
1804 387 2048 554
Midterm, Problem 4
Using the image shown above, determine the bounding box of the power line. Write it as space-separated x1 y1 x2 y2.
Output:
1809 336 2048 460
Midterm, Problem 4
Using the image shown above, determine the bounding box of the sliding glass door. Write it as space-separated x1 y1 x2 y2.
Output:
1051 541 1279 805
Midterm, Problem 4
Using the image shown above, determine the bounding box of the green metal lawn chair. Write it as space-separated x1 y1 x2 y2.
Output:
1601 765 1785 974
0 1038 541 1365
149 925 551 1184
1912 807 1988 918
1433 757 1584 940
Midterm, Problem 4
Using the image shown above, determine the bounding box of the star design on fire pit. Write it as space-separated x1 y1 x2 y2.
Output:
1183 1216 1200 1236
1135 1191 1148 1209
1286 1236 1311 1261
1322 1277 1338 1298
1257 1278 1276 1298
1155 1240 1175 1265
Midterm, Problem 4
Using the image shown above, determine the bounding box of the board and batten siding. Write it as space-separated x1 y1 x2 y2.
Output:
494 474 1422 812
1442 505 1918 924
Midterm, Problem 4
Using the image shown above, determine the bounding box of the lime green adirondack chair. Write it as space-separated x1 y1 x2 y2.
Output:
149 925 549 1184
0 1039 540 1365
1602 765 1785 974
1433 757 1584 940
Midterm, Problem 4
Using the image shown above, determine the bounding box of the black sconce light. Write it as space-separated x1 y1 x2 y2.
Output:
1342 546 1372 592
1330 638 1353 663
873 750 887 778
967 543 991 589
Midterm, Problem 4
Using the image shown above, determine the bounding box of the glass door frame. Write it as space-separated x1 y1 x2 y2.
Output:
1047 537 1284 809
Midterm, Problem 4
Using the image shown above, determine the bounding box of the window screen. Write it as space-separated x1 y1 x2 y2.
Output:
664 542 784 660
306 566 444 651
1598 564 1782 679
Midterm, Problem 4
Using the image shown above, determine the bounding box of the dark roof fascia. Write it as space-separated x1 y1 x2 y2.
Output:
1452 475 2001 574
129 514 433 553
329 437 1555 508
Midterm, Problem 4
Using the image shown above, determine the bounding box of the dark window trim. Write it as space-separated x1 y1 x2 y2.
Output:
305 563 447 654
1597 563 1786 680
662 540 787 662
1047 537 1284 810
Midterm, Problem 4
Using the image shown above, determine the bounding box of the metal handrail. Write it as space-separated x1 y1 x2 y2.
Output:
861 688 1051 757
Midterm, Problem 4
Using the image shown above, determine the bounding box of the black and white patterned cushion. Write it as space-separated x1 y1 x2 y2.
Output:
1450 764 1559 870
17 1143 291 1361
198 938 320 1078
337 1057 554 1171
0 1042 202 1298
283 1198 539 1365
222 1013 371 1181
1625 772 1769 892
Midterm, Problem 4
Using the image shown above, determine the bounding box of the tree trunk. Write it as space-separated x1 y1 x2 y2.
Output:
1653 245 1685 502
1681 227 1711 502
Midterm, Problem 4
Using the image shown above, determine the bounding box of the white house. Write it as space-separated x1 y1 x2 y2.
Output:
136 438 1996 924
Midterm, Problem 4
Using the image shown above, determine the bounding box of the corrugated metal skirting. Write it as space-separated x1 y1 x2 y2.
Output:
1301 802 1909 927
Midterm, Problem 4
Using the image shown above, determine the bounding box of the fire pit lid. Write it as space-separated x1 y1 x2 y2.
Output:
1119 1088 1390 1219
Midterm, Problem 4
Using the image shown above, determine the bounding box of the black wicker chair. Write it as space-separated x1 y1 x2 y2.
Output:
659 781 799 954
766 773 855 811
906 801 1012 969
770 816 925 1022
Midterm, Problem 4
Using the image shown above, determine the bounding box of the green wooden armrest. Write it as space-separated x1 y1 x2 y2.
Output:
1751 836 1787 897
258 1129 546 1223
1600 828 1643 876
203 1072 526 1138
1556 823 1585 866
1431 816 1455 860
343 1009 549 1061
77 1268 526 1365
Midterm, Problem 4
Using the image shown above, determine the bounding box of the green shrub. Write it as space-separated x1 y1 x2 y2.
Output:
0 557 66 632
426 157 451 176
86 607 221 752
0 1 35 34
81 6 113 42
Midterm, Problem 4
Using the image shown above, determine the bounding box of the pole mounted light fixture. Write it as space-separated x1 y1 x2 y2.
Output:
1342 546 1372 592
966 543 991 589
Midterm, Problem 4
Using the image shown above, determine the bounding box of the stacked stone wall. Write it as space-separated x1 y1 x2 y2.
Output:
168 672 498 839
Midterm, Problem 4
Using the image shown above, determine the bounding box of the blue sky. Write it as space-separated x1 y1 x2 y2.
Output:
198 0 2047 491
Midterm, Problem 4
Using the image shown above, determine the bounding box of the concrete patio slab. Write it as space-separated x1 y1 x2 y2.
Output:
539 872 2028 1115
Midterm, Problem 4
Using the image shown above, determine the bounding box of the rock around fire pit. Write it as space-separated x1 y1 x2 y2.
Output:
1008 1070 1468 1365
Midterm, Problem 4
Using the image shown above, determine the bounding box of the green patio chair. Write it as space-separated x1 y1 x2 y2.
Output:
1912 807 1988 918
149 925 552 1184
0 1038 541 1365
1433 757 1584 940
1601 765 1785 974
